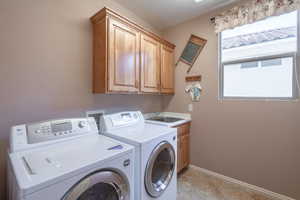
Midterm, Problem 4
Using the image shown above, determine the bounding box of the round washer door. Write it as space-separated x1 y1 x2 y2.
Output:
145 141 175 198
62 170 129 200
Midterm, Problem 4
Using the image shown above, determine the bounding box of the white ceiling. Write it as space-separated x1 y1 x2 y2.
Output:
113 0 240 30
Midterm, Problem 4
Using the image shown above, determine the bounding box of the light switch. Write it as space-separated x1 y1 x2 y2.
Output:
188 104 193 112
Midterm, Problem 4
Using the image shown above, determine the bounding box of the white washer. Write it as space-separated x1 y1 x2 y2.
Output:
8 117 134 200
101 111 177 200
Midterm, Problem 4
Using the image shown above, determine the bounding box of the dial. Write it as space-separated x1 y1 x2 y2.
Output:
78 121 87 128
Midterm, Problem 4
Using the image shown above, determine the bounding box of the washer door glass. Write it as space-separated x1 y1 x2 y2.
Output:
63 171 129 200
145 141 175 198
77 182 119 200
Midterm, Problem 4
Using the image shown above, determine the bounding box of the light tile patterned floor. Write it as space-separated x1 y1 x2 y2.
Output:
177 167 279 200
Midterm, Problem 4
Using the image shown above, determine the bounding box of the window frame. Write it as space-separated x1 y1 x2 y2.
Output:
218 11 300 101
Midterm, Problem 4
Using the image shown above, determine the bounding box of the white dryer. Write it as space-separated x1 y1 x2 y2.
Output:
8 118 134 200
101 111 177 200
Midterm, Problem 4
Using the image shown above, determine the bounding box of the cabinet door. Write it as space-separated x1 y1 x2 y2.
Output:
160 45 174 94
108 18 140 92
181 134 190 169
177 136 182 173
140 34 161 93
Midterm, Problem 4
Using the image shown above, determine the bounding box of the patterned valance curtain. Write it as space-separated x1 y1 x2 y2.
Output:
212 0 300 33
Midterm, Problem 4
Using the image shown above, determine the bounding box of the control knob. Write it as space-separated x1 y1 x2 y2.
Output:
78 121 87 128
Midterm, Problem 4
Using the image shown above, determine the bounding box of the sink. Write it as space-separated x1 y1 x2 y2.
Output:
147 116 183 123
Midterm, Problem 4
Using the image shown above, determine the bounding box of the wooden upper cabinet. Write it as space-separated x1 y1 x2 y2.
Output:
140 34 161 93
108 18 140 92
90 7 175 94
161 45 175 94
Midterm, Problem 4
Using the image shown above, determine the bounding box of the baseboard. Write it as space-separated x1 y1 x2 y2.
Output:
189 165 295 200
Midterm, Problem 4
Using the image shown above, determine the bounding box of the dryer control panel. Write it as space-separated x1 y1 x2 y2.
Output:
100 111 144 132
10 118 98 153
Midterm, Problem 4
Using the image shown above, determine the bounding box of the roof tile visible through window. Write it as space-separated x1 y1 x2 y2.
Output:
222 27 297 50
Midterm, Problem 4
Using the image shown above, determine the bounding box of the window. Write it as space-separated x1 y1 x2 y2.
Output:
241 61 258 69
261 58 282 67
219 11 299 99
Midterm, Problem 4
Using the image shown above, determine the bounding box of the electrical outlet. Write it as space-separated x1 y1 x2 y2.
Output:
86 110 105 130
188 104 193 112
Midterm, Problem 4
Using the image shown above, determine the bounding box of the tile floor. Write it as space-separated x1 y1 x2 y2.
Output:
177 166 280 200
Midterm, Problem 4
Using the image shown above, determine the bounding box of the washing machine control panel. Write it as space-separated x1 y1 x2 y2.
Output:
26 118 94 144
10 118 98 153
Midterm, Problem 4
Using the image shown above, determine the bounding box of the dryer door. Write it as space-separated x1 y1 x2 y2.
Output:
62 170 129 200
145 141 175 198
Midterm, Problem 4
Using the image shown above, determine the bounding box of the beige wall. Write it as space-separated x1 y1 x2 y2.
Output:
162 8 300 200
0 0 163 199
1 0 299 199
